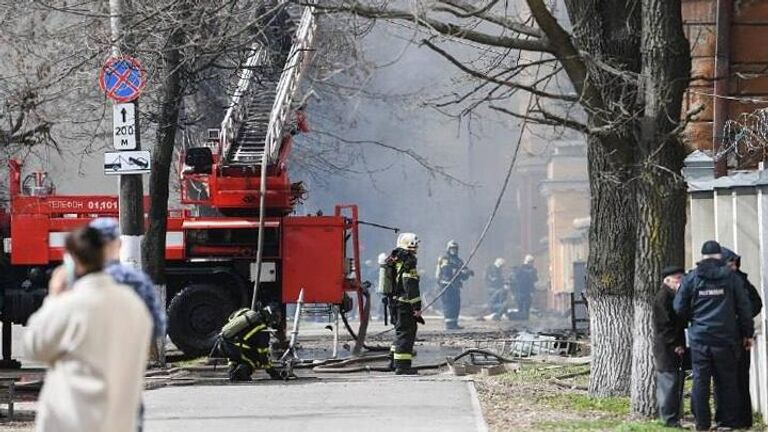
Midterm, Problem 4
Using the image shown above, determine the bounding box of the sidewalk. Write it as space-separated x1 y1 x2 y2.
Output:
144 376 488 432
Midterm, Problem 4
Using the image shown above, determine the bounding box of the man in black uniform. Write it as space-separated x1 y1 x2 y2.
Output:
674 241 754 431
485 258 507 320
387 233 424 375
721 247 762 429
216 304 283 381
653 265 686 428
436 240 473 330
514 255 538 320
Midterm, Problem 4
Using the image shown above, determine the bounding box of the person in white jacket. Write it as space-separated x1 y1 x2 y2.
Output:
24 226 152 432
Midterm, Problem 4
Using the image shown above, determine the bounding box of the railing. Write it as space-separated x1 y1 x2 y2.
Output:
219 43 269 162
264 5 316 161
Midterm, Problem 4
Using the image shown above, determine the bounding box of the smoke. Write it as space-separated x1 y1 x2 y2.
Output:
295 22 546 305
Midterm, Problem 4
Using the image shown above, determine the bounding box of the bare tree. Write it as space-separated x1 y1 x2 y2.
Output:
311 0 692 416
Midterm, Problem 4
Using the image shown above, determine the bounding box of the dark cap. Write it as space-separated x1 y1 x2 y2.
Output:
701 240 721 255
88 217 120 242
661 265 684 278
720 247 740 263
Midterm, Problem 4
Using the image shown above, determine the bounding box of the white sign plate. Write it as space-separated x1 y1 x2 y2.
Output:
104 150 151 175
113 103 137 150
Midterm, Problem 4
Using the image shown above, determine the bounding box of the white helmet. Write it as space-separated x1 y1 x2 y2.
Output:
447 240 459 250
397 233 420 251
524 254 535 264
377 252 388 265
494 257 505 267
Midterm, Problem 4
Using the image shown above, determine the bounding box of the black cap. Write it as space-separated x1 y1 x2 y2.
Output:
701 240 721 255
720 247 740 263
661 265 684 278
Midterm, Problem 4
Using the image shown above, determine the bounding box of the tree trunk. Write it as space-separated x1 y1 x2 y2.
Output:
141 26 185 285
630 0 690 417
586 134 637 397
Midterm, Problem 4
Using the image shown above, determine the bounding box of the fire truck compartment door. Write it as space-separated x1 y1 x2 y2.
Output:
281 217 346 304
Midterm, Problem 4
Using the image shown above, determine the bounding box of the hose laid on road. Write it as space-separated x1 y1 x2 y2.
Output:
311 347 518 374
340 307 390 352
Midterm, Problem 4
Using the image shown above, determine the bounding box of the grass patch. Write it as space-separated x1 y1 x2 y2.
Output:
539 393 629 416
496 363 591 385
534 419 681 431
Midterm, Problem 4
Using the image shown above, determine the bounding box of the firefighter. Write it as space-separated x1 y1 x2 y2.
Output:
436 240 473 330
514 255 538 320
385 232 424 375
216 304 283 382
485 258 507 320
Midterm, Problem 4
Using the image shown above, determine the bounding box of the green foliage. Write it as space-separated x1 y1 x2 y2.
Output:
534 419 680 431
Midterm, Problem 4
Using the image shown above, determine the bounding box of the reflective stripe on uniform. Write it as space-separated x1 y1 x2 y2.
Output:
243 324 267 341
393 353 413 360
240 354 256 368
397 296 422 304
444 318 457 324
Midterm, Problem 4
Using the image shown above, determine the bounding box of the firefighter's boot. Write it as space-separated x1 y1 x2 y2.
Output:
228 362 253 382
394 357 418 375
266 367 283 380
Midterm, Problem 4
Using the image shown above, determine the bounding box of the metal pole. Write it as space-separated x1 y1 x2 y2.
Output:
109 0 159 364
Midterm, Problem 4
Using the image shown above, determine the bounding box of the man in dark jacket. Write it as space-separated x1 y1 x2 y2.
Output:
653 265 686 427
514 255 538 320
674 240 754 431
721 247 762 428
485 258 506 320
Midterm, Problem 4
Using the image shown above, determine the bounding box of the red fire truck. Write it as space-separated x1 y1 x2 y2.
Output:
0 4 365 366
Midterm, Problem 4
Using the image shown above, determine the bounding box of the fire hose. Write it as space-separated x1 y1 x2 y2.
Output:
309 348 518 374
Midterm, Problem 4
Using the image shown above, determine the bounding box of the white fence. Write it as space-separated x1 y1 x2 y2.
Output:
685 150 768 419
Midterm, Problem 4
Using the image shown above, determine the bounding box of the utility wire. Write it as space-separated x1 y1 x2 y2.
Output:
371 49 551 337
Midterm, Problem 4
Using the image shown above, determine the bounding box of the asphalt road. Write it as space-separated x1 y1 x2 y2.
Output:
143 376 488 432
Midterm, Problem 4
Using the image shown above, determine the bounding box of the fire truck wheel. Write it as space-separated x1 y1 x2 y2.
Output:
167 284 235 357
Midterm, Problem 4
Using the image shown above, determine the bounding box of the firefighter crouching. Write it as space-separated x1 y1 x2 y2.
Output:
381 233 424 375
215 304 283 382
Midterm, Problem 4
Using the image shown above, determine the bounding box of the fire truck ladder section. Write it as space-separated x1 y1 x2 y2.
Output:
219 3 316 168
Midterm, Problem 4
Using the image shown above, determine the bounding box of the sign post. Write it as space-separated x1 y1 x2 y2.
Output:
99 55 147 270
105 0 164 367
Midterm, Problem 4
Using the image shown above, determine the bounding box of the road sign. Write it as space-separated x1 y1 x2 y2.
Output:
99 56 146 103
104 150 151 175
113 103 137 150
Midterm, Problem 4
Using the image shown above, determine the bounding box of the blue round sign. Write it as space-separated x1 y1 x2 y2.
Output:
99 56 146 103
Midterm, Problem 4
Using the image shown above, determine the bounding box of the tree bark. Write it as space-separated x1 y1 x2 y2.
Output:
585 133 637 396
561 0 642 397
630 0 690 417
141 26 185 285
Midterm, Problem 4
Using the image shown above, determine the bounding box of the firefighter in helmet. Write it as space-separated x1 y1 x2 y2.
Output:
385 232 424 375
215 304 283 381
436 240 474 330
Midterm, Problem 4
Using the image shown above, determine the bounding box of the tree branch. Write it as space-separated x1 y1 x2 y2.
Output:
422 39 578 102
524 0 604 113
434 0 544 38
490 104 588 134
310 1 553 53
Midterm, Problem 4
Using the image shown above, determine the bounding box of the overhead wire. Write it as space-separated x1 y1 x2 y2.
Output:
370 41 553 338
